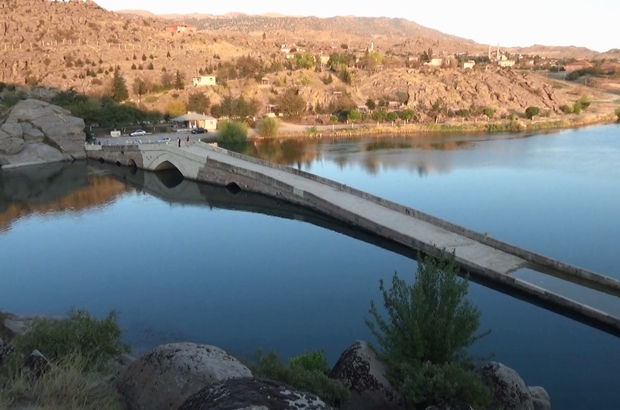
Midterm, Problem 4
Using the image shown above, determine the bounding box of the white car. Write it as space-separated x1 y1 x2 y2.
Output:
156 137 171 143
130 129 147 136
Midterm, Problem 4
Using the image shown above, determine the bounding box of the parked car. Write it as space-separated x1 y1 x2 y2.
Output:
156 137 171 143
130 129 147 136
190 128 207 134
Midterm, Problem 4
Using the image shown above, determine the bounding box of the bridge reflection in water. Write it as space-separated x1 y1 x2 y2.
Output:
91 161 620 338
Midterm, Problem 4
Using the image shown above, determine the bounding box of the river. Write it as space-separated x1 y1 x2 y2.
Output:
1 124 619 409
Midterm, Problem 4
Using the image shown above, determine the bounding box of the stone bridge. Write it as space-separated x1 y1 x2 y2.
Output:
86 141 620 334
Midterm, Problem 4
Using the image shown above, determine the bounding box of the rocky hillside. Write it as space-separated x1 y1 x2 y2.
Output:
0 0 606 121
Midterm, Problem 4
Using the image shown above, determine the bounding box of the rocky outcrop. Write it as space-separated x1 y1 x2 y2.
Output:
528 386 551 410
178 377 334 410
0 98 86 168
328 340 404 410
117 342 253 410
478 362 536 410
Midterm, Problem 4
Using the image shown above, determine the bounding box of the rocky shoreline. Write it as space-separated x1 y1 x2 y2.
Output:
1 313 551 410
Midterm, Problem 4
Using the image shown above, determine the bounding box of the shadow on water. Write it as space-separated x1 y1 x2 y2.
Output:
86 160 620 338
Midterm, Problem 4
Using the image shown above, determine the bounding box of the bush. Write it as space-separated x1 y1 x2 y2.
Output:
218 120 248 143
572 101 583 115
0 352 124 410
13 309 129 372
483 108 494 118
366 253 491 409
257 116 280 138
524 106 540 119
616 107 620 122
560 105 574 114
577 95 591 109
249 349 348 406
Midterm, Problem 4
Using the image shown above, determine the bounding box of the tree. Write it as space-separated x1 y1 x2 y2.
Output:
371 110 387 122
366 253 491 408
525 106 540 119
483 108 494 119
347 109 361 124
277 88 306 119
365 98 376 110
431 98 447 123
615 107 620 122
420 47 433 63
132 77 148 106
218 120 248 143
257 116 280 138
165 100 187 117
174 70 185 90
187 91 210 114
110 68 128 102
329 115 338 130
399 109 415 123
161 72 173 89
456 109 470 122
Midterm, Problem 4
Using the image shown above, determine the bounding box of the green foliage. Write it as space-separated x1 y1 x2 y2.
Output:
218 120 248 143
560 105 574 114
294 53 315 70
366 253 490 408
257 116 280 138
615 107 620 122
321 73 333 85
276 88 306 119
174 70 185 90
13 309 129 372
210 96 260 118
456 109 470 118
372 110 387 122
524 106 540 119
249 349 348 407
0 91 27 108
347 109 361 123
483 108 495 119
110 68 128 102
386 111 398 122
399 109 415 122
187 91 210 114
576 95 591 110
329 115 338 124
0 351 125 410
365 98 376 110
572 101 583 115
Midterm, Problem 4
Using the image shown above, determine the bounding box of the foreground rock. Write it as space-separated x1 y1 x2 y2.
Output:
117 342 253 410
178 377 334 410
479 362 538 410
329 340 404 410
0 98 86 168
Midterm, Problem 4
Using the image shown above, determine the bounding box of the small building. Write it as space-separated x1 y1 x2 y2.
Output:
463 61 476 69
425 58 443 67
564 60 594 73
498 60 515 68
171 113 217 130
357 105 369 114
165 23 197 34
192 76 216 87
261 77 270 85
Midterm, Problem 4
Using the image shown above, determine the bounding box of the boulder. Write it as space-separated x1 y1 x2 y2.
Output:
478 362 534 410
178 377 334 410
22 349 51 379
0 98 86 167
328 340 404 410
117 342 253 410
528 386 550 402
532 398 551 410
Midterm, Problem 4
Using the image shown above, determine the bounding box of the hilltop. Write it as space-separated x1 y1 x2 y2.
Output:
0 0 615 126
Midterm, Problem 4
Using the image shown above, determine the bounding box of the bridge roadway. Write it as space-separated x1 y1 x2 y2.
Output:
87 141 620 333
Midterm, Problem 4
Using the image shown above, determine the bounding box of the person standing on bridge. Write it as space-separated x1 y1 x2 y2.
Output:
177 137 181 148
186 135 190 146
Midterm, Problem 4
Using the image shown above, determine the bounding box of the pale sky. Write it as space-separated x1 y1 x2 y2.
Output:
97 0 618 52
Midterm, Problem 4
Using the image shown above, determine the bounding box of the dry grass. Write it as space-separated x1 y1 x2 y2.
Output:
0 352 124 410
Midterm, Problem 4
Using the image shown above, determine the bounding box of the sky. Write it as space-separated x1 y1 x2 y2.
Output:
96 0 618 52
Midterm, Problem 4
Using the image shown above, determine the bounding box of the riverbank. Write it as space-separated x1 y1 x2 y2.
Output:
262 112 617 140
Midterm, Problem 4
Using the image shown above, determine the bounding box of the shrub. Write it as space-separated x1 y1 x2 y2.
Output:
616 107 620 122
13 309 129 371
249 349 348 406
483 108 494 118
560 105 574 114
577 95 591 109
366 253 491 408
0 352 124 410
218 120 248 143
524 106 540 119
257 116 280 138
572 101 583 115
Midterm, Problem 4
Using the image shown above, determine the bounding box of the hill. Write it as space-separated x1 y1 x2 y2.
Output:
0 0 613 125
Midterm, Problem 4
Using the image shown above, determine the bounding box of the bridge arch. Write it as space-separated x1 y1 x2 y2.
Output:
149 152 192 178
226 182 241 194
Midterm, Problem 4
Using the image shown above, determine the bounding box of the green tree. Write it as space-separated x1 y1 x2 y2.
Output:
366 98 376 110
399 109 415 123
483 108 494 119
132 77 148 106
572 101 583 115
187 91 210 114
257 116 280 138
615 107 620 122
386 111 398 122
110 68 128 102
218 120 248 143
165 100 187 117
277 87 306 119
371 110 387 122
347 109 361 124
366 253 491 408
577 95 591 109
329 115 338 129
525 106 540 119
174 70 185 90
161 72 173 89
456 109 470 122
431 98 447 123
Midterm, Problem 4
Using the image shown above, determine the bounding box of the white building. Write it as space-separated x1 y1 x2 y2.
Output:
192 76 216 87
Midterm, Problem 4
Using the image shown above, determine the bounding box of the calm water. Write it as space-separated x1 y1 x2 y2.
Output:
1 125 620 409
